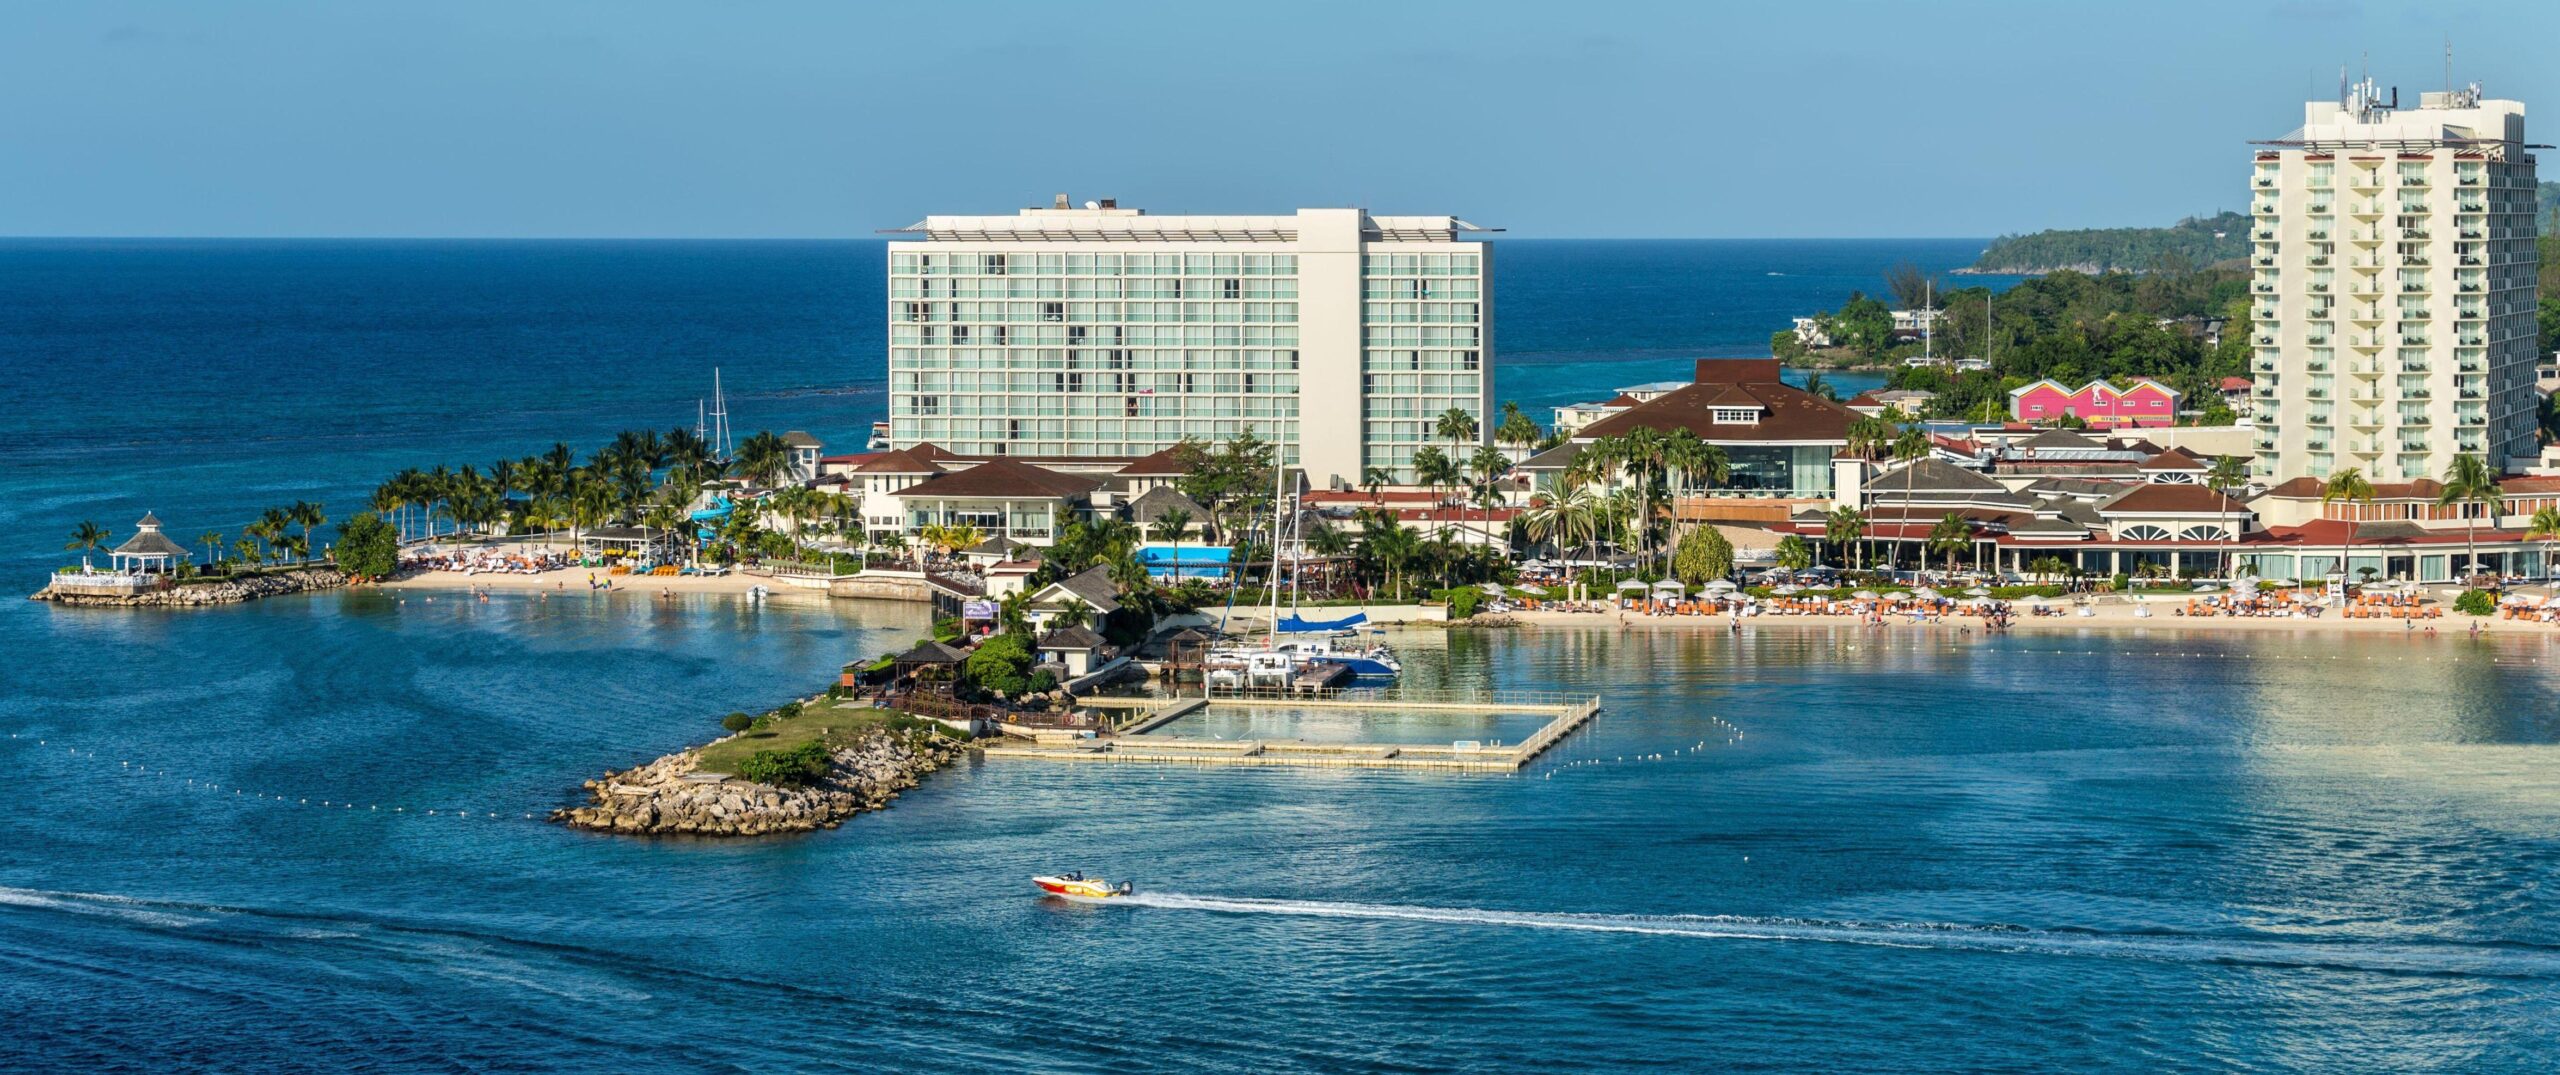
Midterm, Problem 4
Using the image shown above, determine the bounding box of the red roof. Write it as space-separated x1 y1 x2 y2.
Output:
2219 376 2253 392
2102 484 2249 514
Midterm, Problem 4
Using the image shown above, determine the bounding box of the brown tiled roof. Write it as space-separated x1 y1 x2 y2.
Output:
2098 484 2250 515
1601 393 1645 407
853 447 949 475
1116 445 1191 476
891 458 1103 500
2261 476 2447 500
1574 361 1853 444
2138 447 2208 471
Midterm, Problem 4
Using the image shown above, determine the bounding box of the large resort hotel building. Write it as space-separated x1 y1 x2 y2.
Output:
2248 79 2541 483
884 198 1494 489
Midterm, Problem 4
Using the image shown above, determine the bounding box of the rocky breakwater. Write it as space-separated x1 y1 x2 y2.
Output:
32 568 350 608
553 728 965 837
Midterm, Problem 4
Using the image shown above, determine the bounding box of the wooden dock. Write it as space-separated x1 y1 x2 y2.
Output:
980 692 1602 773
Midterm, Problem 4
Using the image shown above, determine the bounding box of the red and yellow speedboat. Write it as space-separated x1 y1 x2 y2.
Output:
1033 872 1132 900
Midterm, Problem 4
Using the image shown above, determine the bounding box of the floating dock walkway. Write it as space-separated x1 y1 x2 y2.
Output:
981 691 1602 773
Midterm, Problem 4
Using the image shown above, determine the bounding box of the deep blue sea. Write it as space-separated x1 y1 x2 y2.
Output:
8 241 2560 1072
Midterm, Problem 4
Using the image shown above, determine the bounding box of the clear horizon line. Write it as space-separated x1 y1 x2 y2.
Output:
0 233 2003 244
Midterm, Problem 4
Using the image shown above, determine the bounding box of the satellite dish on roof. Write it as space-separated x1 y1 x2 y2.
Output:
1083 200 1100 209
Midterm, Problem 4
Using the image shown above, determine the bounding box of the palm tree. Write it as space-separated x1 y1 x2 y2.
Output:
1362 519 1424 600
1053 598 1092 631
1927 513 1971 575
1361 466 1392 505
2528 505 2560 548
1845 414 1898 461
2204 455 2249 496
1413 446 1458 508
1147 507 1191 545
1889 426 1933 570
197 531 225 570
1466 443 1511 549
2438 452 2500 582
733 431 791 488
1496 401 1541 460
1524 484 1599 568
65 520 108 569
1824 505 1869 571
1774 534 1814 574
1434 405 1479 456
289 501 326 558
2320 467 2374 587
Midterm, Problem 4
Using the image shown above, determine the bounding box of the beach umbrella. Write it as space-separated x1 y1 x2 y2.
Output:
2028 595 2049 606
1964 586 1991 596
1480 582 1507 596
1911 587 1941 600
1852 590 1879 600
1703 579 1737 591
1771 584 1801 595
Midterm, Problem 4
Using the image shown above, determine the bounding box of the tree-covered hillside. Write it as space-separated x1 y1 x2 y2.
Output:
1972 183 2558 276
1967 213 2250 274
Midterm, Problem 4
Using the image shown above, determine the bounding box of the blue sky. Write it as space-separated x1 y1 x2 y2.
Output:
0 0 2544 238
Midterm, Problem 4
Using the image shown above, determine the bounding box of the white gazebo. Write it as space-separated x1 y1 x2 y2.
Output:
110 513 190 575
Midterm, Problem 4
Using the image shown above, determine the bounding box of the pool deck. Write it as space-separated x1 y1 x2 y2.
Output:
980 693 1602 773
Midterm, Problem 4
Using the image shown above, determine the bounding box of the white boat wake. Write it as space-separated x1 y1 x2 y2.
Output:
1123 892 2560 979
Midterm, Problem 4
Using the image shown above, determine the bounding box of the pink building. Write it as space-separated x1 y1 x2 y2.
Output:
2007 378 2181 428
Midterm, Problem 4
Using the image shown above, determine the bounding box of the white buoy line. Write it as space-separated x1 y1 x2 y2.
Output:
5 730 539 822
1542 713 1745 781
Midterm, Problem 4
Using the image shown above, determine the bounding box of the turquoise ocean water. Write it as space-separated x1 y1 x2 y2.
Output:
7 240 2558 1071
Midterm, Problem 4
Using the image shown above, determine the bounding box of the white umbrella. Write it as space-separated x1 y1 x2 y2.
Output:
1852 590 1880 600
2029 595 2050 606
1911 587 1941 600
1965 586 1991 596
1772 584 1801 595
1480 582 1507 596
1703 579 1737 592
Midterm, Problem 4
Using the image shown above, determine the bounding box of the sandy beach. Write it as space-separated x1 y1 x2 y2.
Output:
378 567 772 596
1501 599 2560 637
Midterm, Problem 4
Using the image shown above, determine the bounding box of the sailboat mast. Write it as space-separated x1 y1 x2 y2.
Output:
1267 449 1288 646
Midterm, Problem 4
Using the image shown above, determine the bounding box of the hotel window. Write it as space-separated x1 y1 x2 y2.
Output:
1712 408 1758 424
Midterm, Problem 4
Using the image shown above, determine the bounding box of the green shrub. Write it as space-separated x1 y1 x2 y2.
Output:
334 512 400 579
1445 587 1481 619
720 713 755 733
963 632 1040 694
2454 589 2497 617
2110 572 2131 593
737 741 832 787
775 701 804 721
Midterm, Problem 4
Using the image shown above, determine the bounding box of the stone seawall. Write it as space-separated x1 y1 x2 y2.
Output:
552 729 965 837
31 568 350 608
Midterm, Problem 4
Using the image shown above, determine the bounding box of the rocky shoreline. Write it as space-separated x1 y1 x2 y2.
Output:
30 568 350 608
552 728 966 837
